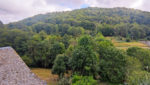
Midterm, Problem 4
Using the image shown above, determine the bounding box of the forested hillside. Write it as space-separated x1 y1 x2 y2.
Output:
1 7 150 84
7 7 150 40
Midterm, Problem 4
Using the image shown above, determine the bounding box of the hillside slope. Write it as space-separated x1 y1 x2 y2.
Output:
7 7 150 40
8 7 150 27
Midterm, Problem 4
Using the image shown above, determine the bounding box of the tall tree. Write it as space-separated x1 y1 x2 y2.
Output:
70 35 98 76
52 54 69 78
98 45 126 83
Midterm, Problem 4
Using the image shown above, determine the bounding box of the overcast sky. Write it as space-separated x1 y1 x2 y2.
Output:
0 0 150 24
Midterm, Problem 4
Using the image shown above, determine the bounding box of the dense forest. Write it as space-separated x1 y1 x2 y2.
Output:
1 7 150 84
7 7 150 40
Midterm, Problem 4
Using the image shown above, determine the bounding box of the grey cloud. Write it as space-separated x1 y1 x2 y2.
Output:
45 0 84 8
0 0 150 24
0 0 32 14
86 0 137 8
0 0 71 23
85 0 150 11
139 0 150 11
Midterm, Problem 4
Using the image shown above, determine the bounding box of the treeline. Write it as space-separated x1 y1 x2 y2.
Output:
7 7 150 40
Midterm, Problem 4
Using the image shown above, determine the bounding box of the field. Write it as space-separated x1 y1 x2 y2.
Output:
106 37 149 50
31 68 58 85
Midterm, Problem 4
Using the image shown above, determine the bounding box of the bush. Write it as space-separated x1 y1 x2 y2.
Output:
72 75 98 85
126 56 150 85
22 56 33 66
127 47 150 71
70 35 98 76
147 36 150 40
95 33 105 42
126 38 131 42
127 70 150 85
58 77 71 85
98 46 126 83
52 54 68 78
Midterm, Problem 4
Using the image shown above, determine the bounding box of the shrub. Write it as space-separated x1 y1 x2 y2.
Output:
22 55 33 66
70 35 98 76
52 54 69 78
72 75 98 85
126 38 131 42
58 77 71 85
126 56 150 85
127 47 150 71
98 46 126 83
49 42 65 66
127 70 150 85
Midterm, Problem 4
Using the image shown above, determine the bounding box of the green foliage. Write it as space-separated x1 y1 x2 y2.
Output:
95 33 105 42
70 46 98 76
126 56 142 73
7 7 150 40
58 77 71 85
100 24 115 36
97 40 113 54
98 46 126 83
50 42 65 57
49 42 65 66
70 35 98 76
127 47 141 57
126 56 150 85
98 40 113 47
27 38 50 67
78 35 93 47
32 22 50 33
80 20 96 30
0 28 30 56
22 55 33 66
65 45 74 57
27 33 65 68
52 54 68 78
58 24 71 36
68 26 84 36
72 75 98 85
61 34 71 48
127 47 150 71
126 37 131 42
127 71 150 85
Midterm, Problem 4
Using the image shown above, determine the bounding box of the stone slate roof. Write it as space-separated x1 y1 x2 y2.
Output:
0 47 47 85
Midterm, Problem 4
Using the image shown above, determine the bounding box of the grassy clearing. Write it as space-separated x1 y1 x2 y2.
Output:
31 68 58 85
106 37 149 50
